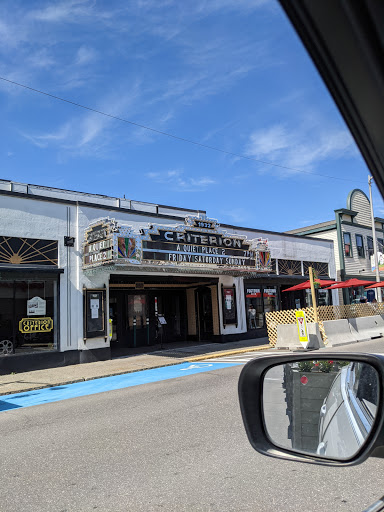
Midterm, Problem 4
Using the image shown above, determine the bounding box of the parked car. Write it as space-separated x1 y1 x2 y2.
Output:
317 362 378 458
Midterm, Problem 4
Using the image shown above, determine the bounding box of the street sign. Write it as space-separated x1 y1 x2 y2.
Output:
295 310 309 349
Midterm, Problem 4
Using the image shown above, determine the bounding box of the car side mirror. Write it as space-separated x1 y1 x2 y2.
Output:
238 353 384 466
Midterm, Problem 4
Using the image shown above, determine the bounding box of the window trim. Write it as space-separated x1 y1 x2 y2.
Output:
343 232 352 258
355 234 365 258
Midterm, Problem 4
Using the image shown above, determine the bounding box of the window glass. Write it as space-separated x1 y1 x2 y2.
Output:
355 234 364 257
377 238 384 252
344 233 352 257
246 289 264 329
367 236 374 257
0 279 57 354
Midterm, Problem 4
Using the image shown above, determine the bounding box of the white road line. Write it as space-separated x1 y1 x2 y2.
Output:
201 351 292 364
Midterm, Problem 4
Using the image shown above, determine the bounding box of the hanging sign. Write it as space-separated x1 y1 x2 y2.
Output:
295 310 309 348
27 296 46 316
83 219 118 268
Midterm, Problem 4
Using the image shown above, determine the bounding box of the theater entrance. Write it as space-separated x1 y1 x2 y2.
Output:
109 275 219 352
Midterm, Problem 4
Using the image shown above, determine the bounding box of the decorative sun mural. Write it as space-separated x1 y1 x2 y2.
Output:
278 259 302 276
0 237 58 266
303 261 329 277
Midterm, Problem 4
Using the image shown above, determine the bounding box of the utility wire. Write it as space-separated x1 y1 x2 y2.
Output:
0 76 365 184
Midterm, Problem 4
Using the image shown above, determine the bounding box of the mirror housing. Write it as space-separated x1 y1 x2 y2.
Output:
238 353 384 466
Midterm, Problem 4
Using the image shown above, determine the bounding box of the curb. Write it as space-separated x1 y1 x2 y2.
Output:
0 344 272 396
186 344 271 362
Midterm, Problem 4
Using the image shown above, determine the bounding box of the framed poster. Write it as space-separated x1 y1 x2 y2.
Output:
222 285 237 327
83 288 107 340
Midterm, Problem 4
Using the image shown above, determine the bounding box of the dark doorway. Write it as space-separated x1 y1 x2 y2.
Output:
109 289 187 350
195 286 214 340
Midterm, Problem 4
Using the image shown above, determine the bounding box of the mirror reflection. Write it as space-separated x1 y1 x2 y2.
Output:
263 359 379 460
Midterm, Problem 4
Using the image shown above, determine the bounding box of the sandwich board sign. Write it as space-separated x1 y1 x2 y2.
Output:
295 310 309 349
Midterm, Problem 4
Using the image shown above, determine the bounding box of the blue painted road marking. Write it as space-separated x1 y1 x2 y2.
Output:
0 361 240 412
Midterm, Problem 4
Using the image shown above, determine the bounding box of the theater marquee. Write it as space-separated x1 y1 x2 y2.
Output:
83 216 271 272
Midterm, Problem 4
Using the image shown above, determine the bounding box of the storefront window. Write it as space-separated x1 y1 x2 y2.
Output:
263 288 277 313
245 286 278 330
349 286 368 303
0 279 58 355
246 288 263 329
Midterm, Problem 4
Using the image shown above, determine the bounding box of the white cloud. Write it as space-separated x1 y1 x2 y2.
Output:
21 123 71 148
147 169 216 191
246 121 357 176
220 207 248 224
21 82 142 154
75 46 96 66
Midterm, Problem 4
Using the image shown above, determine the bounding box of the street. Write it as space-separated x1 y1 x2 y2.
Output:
1 339 384 511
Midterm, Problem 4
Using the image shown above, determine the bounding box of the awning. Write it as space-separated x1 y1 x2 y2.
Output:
324 278 374 290
365 282 384 289
282 279 339 292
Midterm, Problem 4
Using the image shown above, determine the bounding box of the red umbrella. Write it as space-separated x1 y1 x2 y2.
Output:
324 278 374 290
365 282 384 289
282 279 339 292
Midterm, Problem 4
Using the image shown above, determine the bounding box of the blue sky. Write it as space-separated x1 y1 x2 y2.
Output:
1 0 383 232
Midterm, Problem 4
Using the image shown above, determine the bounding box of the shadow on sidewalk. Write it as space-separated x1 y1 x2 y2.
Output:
112 338 269 360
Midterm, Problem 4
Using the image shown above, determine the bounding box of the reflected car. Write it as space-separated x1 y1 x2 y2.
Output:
317 362 378 459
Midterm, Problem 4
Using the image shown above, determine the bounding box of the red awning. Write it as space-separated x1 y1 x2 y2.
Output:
282 279 339 292
365 282 384 289
324 278 375 290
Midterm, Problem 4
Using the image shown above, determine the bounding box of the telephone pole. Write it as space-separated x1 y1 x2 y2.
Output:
368 176 382 302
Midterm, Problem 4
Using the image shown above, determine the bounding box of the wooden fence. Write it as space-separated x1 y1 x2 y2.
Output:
266 303 384 346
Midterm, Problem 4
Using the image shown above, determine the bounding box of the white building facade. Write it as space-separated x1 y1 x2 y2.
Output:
0 179 337 372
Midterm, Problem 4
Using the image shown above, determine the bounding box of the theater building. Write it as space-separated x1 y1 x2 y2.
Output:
0 179 337 372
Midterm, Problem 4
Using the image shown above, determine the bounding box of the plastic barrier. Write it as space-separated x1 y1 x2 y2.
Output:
322 319 357 347
348 315 384 341
275 322 324 350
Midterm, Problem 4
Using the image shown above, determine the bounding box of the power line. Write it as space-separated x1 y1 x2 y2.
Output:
0 75 365 184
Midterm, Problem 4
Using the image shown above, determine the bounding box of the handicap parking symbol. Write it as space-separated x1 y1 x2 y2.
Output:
180 363 213 371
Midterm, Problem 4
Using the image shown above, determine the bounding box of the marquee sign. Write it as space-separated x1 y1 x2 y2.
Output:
83 216 271 272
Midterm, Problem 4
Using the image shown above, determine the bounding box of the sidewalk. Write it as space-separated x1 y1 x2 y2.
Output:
0 338 270 396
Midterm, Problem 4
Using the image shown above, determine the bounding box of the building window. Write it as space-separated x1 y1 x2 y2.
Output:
367 236 374 257
377 238 384 253
355 234 365 257
343 232 352 257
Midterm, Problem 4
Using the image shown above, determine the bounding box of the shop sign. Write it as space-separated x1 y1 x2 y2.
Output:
263 288 276 297
27 296 46 316
19 317 53 333
246 288 261 298
83 219 117 268
371 252 384 272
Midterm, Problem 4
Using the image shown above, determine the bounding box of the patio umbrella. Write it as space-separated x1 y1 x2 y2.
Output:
324 278 374 290
282 279 339 292
365 282 384 289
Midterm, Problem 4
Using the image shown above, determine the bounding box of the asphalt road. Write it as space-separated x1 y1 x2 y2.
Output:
1 339 384 512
